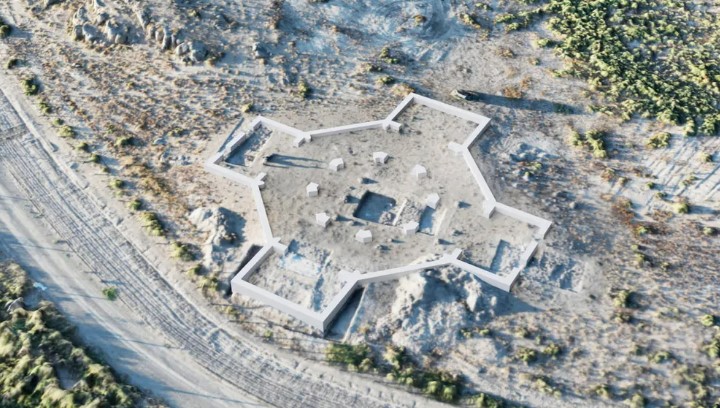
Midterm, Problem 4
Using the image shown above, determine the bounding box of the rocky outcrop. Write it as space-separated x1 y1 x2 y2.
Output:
189 207 244 268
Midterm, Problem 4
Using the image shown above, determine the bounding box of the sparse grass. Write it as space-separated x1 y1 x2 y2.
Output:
532 376 562 397
496 47 515 58
501 85 522 99
391 83 415 97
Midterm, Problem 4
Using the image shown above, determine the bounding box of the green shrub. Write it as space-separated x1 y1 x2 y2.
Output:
109 179 125 189
296 81 311 99
187 263 202 277
515 347 537 364
127 198 142 211
171 242 194 262
0 24 11 39
51 117 64 126
645 132 671 149
139 211 165 236
89 153 101 163
698 152 713 163
627 392 645 408
114 136 134 148
379 47 399 64
542 342 562 358
21 77 39 96
326 343 372 369
534 38 556 48
699 314 716 327
5 57 18 69
376 75 394 86
702 226 716 236
705 337 719 359
472 393 504 408
102 287 118 301
38 99 51 114
592 384 611 399
58 125 75 138
650 350 671 363
197 274 219 292
612 289 632 308
76 142 89 152
673 201 690 214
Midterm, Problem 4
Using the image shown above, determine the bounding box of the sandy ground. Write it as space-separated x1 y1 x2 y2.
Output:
0 0 718 406
0 87 455 408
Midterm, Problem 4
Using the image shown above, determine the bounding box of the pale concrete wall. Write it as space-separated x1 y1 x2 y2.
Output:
214 93 552 335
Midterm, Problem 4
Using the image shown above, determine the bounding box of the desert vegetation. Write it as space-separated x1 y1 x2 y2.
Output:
0 262 157 407
496 0 720 131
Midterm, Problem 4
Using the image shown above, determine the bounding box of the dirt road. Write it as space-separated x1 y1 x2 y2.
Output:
0 89 443 407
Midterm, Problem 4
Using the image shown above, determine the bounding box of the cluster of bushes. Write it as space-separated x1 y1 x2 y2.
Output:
0 263 143 407
325 343 468 403
325 343 374 372
568 128 608 159
383 345 461 402
495 0 720 131
645 132 671 149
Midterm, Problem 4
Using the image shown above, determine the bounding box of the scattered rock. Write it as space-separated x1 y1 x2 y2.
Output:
175 40 208 63
188 207 244 268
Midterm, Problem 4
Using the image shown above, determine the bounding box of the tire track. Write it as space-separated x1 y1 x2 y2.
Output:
0 111 392 407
